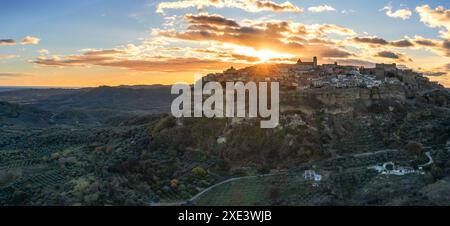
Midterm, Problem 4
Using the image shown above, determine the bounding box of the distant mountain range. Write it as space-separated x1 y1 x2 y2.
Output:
0 85 175 126
0 86 82 92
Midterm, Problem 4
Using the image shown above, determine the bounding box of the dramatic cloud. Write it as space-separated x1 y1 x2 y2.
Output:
33 49 131 67
156 14 355 59
34 12 361 72
313 24 356 36
34 52 247 72
351 35 447 51
156 0 303 14
349 34 450 57
390 39 414 47
30 9 450 77
374 50 411 62
21 36 40 45
351 37 389 45
416 5 450 38
0 39 16 46
83 49 128 56
308 5 336 13
413 37 439 47
185 13 240 27
381 4 412 20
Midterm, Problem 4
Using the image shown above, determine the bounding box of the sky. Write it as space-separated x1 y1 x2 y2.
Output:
0 0 449 87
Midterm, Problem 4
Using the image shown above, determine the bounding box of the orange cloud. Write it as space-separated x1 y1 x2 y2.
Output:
0 55 17 59
33 49 250 72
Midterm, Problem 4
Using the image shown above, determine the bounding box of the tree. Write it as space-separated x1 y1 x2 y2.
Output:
191 167 207 178
406 141 424 156
170 179 179 189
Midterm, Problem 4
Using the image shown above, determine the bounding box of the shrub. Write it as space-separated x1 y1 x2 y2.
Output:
170 179 179 189
406 141 423 156
191 167 207 178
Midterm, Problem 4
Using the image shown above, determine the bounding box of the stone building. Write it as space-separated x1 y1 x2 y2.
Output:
295 57 318 71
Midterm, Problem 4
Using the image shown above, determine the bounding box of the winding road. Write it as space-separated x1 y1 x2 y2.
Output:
419 151 434 167
150 172 287 206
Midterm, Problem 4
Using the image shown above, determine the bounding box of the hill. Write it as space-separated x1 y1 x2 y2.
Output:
0 101 52 127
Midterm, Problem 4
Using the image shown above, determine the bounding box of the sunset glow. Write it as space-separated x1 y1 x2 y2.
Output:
236 47 295 62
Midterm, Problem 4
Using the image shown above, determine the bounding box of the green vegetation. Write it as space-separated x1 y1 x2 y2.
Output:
194 173 338 206
0 84 449 206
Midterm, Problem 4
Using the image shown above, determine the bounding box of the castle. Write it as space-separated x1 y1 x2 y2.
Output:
296 56 318 71
297 56 318 68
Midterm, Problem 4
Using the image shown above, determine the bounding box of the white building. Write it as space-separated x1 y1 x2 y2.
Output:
368 162 420 176
304 170 322 182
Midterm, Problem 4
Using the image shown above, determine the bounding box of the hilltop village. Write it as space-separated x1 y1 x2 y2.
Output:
204 57 441 92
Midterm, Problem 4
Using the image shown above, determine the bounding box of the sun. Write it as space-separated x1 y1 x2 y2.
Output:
234 46 295 62
257 50 283 61
253 49 295 62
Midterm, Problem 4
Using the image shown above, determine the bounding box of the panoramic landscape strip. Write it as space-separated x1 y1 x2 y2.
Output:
0 0 450 218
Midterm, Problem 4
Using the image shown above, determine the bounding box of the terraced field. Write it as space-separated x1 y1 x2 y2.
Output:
191 147 443 206
193 173 338 206
10 170 65 189
0 148 66 204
